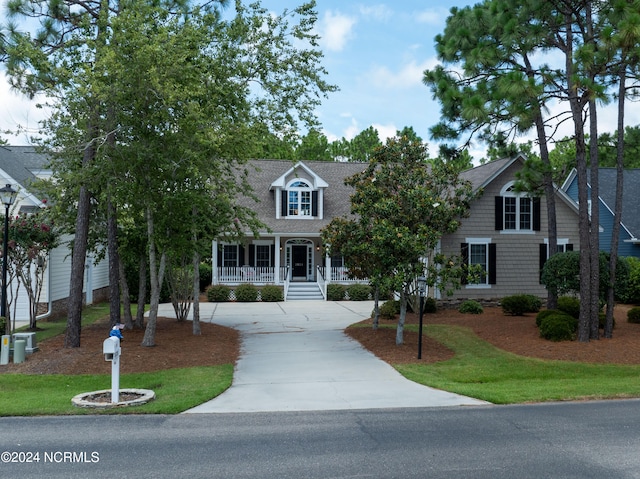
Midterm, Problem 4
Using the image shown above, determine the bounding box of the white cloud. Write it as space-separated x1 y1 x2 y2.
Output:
359 5 393 21
318 11 356 52
369 58 438 89
415 8 450 26
372 123 397 141
0 82 50 145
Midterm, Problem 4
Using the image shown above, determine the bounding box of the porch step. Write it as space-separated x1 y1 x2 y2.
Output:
286 282 324 301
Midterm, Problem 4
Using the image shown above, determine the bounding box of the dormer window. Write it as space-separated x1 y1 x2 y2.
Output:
288 180 312 217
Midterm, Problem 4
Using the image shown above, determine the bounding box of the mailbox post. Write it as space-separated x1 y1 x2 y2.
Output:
103 336 121 403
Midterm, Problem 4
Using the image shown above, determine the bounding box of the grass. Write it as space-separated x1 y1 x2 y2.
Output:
396 324 640 404
0 305 234 416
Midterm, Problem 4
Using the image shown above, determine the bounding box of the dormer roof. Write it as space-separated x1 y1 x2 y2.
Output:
269 161 329 190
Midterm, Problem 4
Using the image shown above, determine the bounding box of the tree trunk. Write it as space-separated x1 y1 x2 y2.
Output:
588 95 600 341
396 284 408 345
605 66 627 338
134 252 147 329
372 285 380 330
142 207 165 347
192 250 201 336
107 197 121 328
119 256 134 330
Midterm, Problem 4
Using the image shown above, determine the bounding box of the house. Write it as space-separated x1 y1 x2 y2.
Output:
436 155 581 302
212 160 370 300
216 155 581 301
562 168 640 258
0 145 110 322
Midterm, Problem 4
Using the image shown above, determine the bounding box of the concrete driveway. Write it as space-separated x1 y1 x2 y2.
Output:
154 300 488 413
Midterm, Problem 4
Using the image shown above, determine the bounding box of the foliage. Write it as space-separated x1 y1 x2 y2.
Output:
234 284 258 302
536 309 560 328
501 294 541 316
327 284 345 301
458 300 483 315
378 300 398 319
557 296 581 319
199 263 212 293
0 316 5 336
539 313 577 342
260 285 283 302
206 285 230 303
423 297 437 314
165 262 194 321
628 307 640 324
347 284 371 301
622 257 640 304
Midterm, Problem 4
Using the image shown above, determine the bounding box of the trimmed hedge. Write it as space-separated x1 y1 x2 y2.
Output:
235 283 258 302
347 284 371 301
539 312 577 341
260 285 283 302
557 296 580 319
628 307 640 324
501 294 542 316
459 300 483 314
378 300 398 319
327 284 346 301
535 309 559 328
424 297 437 313
206 285 230 302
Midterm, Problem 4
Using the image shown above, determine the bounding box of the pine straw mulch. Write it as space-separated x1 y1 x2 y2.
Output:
2 304 640 376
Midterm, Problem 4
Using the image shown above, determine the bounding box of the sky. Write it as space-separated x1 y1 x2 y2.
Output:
3 0 639 162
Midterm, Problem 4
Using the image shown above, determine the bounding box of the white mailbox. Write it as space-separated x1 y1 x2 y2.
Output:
103 336 120 362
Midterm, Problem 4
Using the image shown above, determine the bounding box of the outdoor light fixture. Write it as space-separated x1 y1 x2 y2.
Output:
0 184 17 320
417 276 426 360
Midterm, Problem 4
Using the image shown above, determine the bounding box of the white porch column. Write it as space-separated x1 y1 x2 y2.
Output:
212 240 219 285
325 249 331 284
274 235 281 284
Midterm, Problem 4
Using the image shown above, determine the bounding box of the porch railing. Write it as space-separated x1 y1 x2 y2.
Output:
216 266 286 284
316 265 327 300
317 266 368 284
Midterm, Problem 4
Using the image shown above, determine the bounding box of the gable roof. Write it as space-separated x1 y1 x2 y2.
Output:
238 159 367 235
269 161 329 190
0 145 40 187
460 156 518 191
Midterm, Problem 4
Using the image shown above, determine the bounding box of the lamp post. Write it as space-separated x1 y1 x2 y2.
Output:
417 276 426 359
0 184 17 320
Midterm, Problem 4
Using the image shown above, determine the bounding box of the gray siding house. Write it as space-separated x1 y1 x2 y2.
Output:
438 155 580 301
217 155 581 301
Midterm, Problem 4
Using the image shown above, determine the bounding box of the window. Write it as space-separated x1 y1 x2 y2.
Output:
495 183 540 232
281 181 318 218
461 240 496 286
255 245 271 268
222 245 239 267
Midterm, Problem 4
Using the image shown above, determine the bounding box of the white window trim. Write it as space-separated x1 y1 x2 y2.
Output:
465 237 492 289
500 182 535 234
286 179 314 219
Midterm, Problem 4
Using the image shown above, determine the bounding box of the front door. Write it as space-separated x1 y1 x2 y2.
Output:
292 245 307 278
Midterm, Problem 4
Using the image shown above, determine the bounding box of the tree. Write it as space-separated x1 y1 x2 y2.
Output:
296 129 331 161
323 136 475 345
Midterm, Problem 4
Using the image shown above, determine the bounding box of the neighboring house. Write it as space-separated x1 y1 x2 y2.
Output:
217 155 581 301
0 145 109 322
562 168 640 258
436 155 581 301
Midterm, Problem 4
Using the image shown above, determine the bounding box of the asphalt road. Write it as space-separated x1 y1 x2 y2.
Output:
1 401 639 478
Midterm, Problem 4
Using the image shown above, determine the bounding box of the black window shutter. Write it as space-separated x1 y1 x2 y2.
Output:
281 190 287 216
533 198 541 231
495 196 503 230
461 243 469 285
239 245 245 266
249 245 255 267
312 191 318 217
539 243 548 283
271 244 276 267
217 245 223 267
488 243 497 285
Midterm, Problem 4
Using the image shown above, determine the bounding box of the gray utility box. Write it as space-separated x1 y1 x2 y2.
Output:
13 332 38 354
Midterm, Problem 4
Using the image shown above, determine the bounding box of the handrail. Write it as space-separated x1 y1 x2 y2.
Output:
316 265 327 300
283 266 291 300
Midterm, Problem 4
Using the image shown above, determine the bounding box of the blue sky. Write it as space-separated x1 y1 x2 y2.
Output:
3 0 487 156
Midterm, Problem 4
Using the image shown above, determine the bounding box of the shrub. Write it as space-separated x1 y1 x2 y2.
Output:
598 312 614 330
535 309 559 328
235 283 258 302
378 300 398 319
423 297 437 314
347 284 371 301
458 300 483 314
628 307 640 324
327 284 346 301
199 263 212 292
501 294 541 316
206 285 230 302
557 296 580 319
539 312 577 341
260 285 283 302
0 316 5 336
